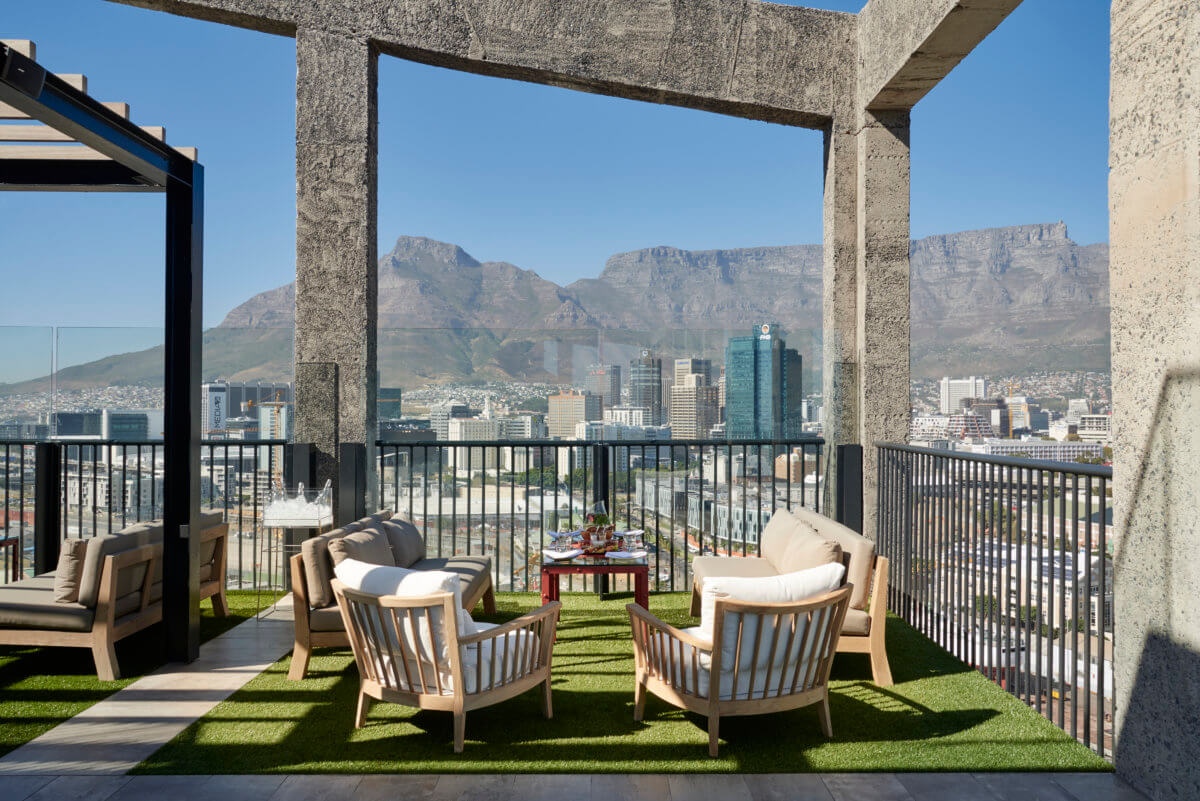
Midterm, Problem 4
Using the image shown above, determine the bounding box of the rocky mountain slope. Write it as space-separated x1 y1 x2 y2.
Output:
2 223 1109 393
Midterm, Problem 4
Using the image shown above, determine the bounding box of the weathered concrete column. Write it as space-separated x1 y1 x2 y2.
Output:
856 108 911 538
821 112 860 515
1110 3 1200 798
294 28 378 506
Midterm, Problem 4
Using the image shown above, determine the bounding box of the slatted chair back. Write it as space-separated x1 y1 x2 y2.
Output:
455 606 556 696
708 585 852 702
332 579 462 697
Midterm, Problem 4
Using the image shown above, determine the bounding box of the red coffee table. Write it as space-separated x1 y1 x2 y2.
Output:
541 553 649 609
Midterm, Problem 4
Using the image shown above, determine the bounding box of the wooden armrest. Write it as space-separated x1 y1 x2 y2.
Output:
627 603 712 651
458 602 560 645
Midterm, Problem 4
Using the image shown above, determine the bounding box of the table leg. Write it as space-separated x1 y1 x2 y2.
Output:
541 568 551 606
635 569 649 609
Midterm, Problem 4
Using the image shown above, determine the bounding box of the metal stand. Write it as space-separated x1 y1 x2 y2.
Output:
256 521 332 618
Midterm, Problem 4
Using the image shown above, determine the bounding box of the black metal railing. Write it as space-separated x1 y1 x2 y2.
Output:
377 438 825 594
0 439 287 587
875 442 1113 758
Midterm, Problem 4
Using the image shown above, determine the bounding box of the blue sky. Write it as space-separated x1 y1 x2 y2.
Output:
1 0 1109 343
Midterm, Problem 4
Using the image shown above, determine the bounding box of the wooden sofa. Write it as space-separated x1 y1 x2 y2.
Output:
0 511 229 680
288 510 496 680
689 506 893 686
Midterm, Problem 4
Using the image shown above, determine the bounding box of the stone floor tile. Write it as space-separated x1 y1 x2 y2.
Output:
896 773 1000 800
822 773 914 801
591 773 671 801
1050 773 1151 801
429 774 515 801
24 775 131 801
204 775 288 801
355 773 439 801
668 773 750 801
266 774 363 801
972 773 1078 801
744 773 835 801
512 773 593 801
0 775 55 801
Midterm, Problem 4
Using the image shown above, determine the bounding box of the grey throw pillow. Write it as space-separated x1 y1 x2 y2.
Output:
380 518 426 567
53 539 90 603
327 528 394 567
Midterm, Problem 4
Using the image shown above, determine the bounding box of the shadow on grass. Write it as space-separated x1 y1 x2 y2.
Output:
130 595 1109 775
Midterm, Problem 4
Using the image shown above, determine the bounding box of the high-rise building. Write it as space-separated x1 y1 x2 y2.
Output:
378 387 403 420
548 391 601 439
101 410 150 441
1077 413 1112 443
430 400 471 440
51 411 102 437
500 414 547 440
1067 398 1092 424
447 417 503 471
938 376 988 414
257 401 291 440
669 373 720 439
201 382 229 435
674 358 712 388
629 351 664 425
585 365 621 411
723 324 803 439
604 406 653 427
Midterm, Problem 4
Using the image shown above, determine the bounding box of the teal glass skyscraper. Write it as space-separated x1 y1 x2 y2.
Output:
724 324 803 439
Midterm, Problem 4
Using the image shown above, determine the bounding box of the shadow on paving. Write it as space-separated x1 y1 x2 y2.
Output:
132 593 1111 775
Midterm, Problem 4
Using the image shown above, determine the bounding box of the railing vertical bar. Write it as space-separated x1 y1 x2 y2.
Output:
1097 473 1107 757
1070 471 1080 743
1058 468 1067 732
1084 472 1093 753
1036 464 1045 715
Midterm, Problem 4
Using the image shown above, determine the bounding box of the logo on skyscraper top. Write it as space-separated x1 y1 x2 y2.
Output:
759 323 772 340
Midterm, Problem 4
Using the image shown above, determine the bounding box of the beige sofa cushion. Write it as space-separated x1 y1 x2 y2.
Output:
0 575 95 632
791 506 875 611
53 539 90 603
328 527 394 567
776 528 842 575
381 518 426 568
410 555 492 610
692 555 777 587
758 509 800 568
77 522 163 609
301 522 362 609
842 607 870 636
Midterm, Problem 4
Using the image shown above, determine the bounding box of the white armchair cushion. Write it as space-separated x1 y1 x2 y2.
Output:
693 562 846 701
333 557 477 635
458 622 538 694
699 561 845 639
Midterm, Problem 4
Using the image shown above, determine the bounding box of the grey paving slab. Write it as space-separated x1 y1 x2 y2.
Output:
972 773 1079 801
745 773 835 801
107 775 218 801
24 775 131 801
429 774 515 801
0 618 292 776
512 773 593 801
897 773 1000 801
203 775 289 801
822 773 914 801
355 773 439 801
1050 773 1151 801
266 774 363 801
0 775 55 801
669 774 750 801
591 773 672 801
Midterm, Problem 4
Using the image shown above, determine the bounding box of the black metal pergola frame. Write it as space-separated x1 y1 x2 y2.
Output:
0 41 203 663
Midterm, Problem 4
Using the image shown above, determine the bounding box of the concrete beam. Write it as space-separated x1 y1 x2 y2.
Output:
1109 2 1200 799
107 0 855 128
857 0 1023 109
293 29 378 498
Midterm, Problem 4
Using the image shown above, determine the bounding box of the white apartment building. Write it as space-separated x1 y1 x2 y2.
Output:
911 414 949 440
446 417 503 473
603 405 653 427
938 376 987 414
966 438 1104 462
1077 414 1112 444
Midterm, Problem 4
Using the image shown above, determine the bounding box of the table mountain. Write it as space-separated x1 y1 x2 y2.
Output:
2 223 1109 393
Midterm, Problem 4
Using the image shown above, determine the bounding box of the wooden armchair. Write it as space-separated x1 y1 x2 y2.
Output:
628 585 852 756
332 579 560 752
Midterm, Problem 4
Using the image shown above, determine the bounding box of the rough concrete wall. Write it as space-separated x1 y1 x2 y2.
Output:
856 108 911 538
294 28 378 495
107 0 854 128
1109 2 1200 799
857 0 1023 109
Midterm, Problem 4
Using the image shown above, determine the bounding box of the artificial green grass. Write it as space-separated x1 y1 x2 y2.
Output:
135 592 1111 774
0 590 268 759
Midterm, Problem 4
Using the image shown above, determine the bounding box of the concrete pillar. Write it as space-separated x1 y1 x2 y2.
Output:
821 114 860 515
1109 3 1200 799
294 28 378 506
856 108 911 538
